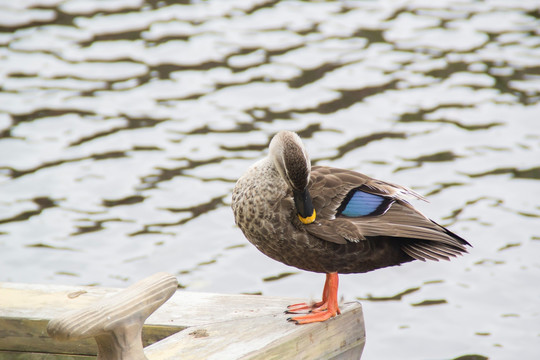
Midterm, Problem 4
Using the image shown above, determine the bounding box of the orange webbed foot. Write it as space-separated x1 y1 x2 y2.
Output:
286 272 341 325
287 306 340 324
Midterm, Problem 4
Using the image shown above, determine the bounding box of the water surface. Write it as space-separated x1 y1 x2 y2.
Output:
1 0 539 359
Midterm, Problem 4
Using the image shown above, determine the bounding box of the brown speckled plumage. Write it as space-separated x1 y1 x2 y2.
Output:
232 131 470 275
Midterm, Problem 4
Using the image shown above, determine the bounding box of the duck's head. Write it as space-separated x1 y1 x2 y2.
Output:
269 131 316 224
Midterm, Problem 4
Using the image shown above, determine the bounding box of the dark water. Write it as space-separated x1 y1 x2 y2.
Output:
1 1 539 359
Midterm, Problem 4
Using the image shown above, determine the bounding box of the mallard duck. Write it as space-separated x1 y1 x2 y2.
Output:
232 131 470 324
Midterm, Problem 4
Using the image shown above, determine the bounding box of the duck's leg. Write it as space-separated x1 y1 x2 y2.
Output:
286 273 331 313
287 273 341 324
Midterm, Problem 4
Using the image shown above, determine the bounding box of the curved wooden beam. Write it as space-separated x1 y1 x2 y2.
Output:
47 272 178 360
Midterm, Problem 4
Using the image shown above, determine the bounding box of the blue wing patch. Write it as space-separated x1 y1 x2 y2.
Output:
339 190 390 217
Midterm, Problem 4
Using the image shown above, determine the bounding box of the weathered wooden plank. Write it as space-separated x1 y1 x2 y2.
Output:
0 316 181 356
0 282 306 326
0 282 296 355
0 281 365 359
0 317 95 356
144 302 365 360
0 350 93 360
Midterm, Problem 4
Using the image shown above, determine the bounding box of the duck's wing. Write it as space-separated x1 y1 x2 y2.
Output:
306 166 470 261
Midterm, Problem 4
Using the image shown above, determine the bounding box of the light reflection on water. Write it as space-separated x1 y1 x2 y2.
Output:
0 1 539 359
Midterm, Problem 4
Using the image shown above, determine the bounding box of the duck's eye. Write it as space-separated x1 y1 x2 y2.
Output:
339 190 392 217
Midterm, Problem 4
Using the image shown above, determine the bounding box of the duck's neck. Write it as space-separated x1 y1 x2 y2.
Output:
253 156 284 185
244 156 288 201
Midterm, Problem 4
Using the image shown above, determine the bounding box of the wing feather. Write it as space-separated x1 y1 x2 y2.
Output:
306 165 470 259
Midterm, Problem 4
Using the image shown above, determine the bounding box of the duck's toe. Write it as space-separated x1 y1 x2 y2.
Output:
285 301 325 314
288 307 340 325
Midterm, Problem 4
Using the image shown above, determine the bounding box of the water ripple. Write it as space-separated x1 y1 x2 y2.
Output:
1 1 539 359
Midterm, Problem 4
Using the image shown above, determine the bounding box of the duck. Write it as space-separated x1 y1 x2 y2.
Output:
231 130 470 324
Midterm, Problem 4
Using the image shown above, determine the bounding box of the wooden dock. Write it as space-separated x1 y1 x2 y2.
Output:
0 275 365 359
